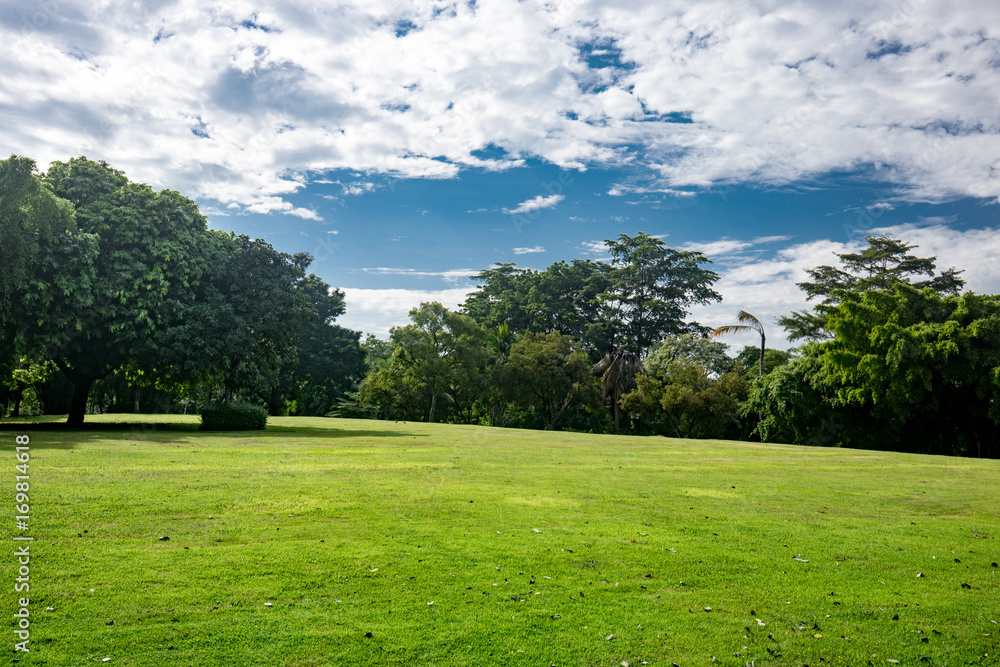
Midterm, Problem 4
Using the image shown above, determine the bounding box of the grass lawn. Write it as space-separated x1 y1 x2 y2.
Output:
2 415 999 666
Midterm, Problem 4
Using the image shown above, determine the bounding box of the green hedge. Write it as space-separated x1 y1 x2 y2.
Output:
199 401 268 431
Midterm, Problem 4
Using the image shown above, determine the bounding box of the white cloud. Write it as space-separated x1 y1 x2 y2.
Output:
751 235 793 245
681 238 752 257
342 182 377 196
338 287 475 338
4 0 1000 215
578 240 609 256
502 194 565 215
360 267 478 283
513 245 545 254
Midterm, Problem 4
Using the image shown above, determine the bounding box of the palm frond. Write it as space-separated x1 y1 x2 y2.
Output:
736 310 765 333
710 324 753 338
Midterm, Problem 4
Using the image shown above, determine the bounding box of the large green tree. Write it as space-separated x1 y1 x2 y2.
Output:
463 260 613 358
40 157 214 425
621 357 748 439
601 232 721 356
780 235 964 341
645 334 734 378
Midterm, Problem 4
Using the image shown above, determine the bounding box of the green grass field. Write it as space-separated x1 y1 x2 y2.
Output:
2 415 998 666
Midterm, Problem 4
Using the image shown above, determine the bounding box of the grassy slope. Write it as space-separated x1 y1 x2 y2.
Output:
2 415 998 666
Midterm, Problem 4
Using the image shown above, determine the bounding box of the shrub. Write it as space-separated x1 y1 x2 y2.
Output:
199 400 268 431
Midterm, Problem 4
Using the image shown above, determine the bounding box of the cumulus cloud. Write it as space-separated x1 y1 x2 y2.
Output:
4 0 1000 217
503 194 565 215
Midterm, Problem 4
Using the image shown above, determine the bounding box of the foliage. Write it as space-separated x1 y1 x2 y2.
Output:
0 155 96 377
199 400 269 431
464 260 613 358
163 233 311 401
497 331 599 430
1 357 57 417
733 345 792 380
358 302 488 423
38 157 214 424
645 334 733 378
742 346 847 446
601 232 721 356
710 310 766 376
820 285 1000 457
361 334 393 370
780 235 964 341
591 347 645 434
267 273 365 416
622 360 747 439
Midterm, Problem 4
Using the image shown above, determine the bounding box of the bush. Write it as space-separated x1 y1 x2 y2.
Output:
199 400 268 431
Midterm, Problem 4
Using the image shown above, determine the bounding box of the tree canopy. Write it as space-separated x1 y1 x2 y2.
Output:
780 235 964 341
601 232 721 356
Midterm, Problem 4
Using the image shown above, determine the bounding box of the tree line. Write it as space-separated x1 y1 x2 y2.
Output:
2 155 998 458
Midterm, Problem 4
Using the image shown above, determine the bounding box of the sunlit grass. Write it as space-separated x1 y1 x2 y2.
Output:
2 415 998 666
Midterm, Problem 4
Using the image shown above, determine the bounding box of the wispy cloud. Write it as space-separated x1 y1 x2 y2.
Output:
681 239 753 257
503 194 565 215
513 246 546 255
360 267 478 283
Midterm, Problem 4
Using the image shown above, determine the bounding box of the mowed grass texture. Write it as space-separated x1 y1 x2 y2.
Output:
2 416 999 666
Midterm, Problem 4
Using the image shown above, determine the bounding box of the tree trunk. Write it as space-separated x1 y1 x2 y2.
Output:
12 387 23 417
67 376 95 426
758 333 766 377
612 391 621 435
427 393 437 422
134 386 142 413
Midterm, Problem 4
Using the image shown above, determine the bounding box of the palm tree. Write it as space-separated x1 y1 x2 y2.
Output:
710 310 766 377
591 348 645 435
486 323 514 363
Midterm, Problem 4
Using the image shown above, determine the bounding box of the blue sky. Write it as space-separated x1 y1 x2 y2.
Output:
3 0 999 347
